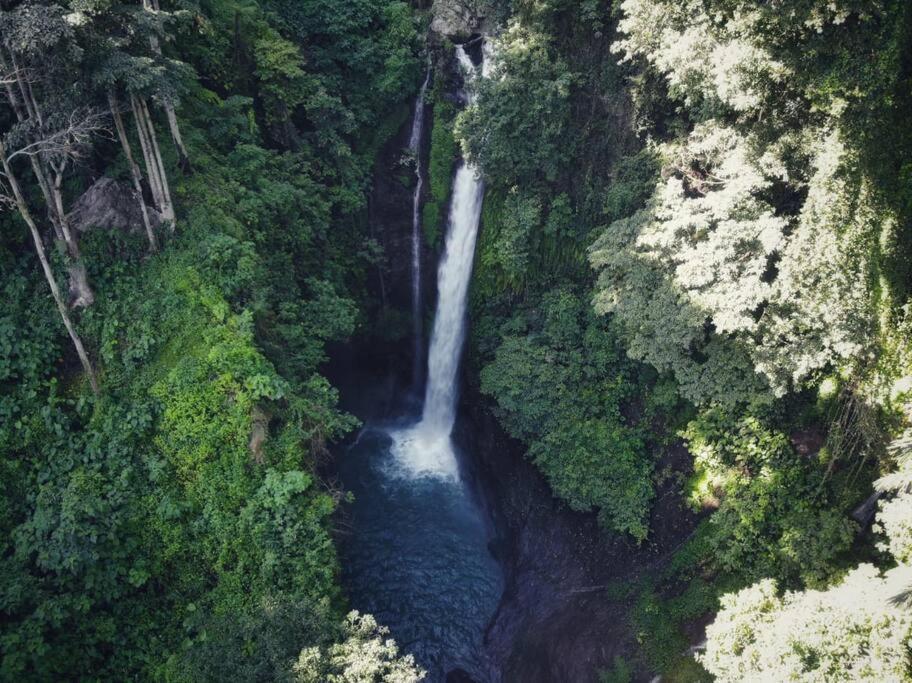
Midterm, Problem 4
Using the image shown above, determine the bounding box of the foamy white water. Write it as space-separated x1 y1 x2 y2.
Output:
390 44 486 481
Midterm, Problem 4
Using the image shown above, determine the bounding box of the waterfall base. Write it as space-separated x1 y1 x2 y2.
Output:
338 424 502 682
389 424 461 481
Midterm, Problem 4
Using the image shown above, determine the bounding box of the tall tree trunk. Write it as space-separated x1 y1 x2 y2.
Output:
51 165 94 307
109 91 158 252
0 141 99 394
142 0 192 172
0 65 27 121
163 104 191 172
131 93 166 215
2 49 94 307
8 50 39 123
139 97 175 229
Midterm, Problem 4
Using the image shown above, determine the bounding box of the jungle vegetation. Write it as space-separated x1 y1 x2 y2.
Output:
2 0 912 680
459 0 912 679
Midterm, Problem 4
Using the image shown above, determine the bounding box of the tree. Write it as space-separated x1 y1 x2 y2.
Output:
591 0 898 407
75 0 194 231
479 287 655 539
0 138 99 393
0 5 98 306
108 91 159 251
292 611 425 683
590 120 883 406
700 566 912 682
141 0 192 171
456 22 575 188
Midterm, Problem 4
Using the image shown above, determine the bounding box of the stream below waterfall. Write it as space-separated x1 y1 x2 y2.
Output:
338 44 504 682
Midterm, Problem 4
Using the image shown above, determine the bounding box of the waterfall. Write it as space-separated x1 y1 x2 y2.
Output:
409 69 430 388
419 162 483 434
390 44 486 481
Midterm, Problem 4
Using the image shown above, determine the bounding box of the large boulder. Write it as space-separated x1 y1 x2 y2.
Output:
430 0 485 40
68 176 163 234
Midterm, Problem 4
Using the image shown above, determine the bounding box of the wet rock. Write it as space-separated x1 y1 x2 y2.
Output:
456 398 703 682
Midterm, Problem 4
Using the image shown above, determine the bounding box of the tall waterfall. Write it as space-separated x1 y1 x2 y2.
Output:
391 44 486 480
409 69 430 388
341 42 504 678
419 162 483 434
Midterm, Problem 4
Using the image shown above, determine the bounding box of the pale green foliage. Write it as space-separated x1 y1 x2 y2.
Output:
614 0 883 117
755 132 879 390
699 566 912 681
613 0 787 115
594 0 892 406
591 122 882 405
876 401 912 564
292 611 425 683
877 492 912 565
590 123 782 405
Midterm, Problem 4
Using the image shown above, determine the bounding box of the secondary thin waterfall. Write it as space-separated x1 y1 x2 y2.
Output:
391 44 486 480
409 69 430 388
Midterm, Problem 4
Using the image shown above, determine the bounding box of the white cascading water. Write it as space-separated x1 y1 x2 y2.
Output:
391 43 486 481
409 69 430 387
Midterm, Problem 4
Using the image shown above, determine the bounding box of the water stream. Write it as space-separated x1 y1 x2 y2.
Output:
338 45 502 681
409 69 430 389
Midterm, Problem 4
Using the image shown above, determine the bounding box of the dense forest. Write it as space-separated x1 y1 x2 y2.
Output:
1 0 911 680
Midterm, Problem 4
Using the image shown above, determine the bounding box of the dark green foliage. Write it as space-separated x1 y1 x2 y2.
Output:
709 470 856 587
599 656 633 683
0 0 419 676
465 0 661 542
630 581 715 682
684 407 857 586
530 418 651 540
479 287 654 539
173 594 336 682
0 179 354 678
477 189 539 293
602 149 660 224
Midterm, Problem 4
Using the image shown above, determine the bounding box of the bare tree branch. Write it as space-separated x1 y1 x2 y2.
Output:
4 108 110 165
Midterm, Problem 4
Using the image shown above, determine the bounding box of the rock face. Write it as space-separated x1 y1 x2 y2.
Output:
68 177 163 234
370 121 424 315
431 0 486 39
456 398 702 682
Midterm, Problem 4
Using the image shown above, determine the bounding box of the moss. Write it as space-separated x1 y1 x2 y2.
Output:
423 97 457 247
471 190 507 301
